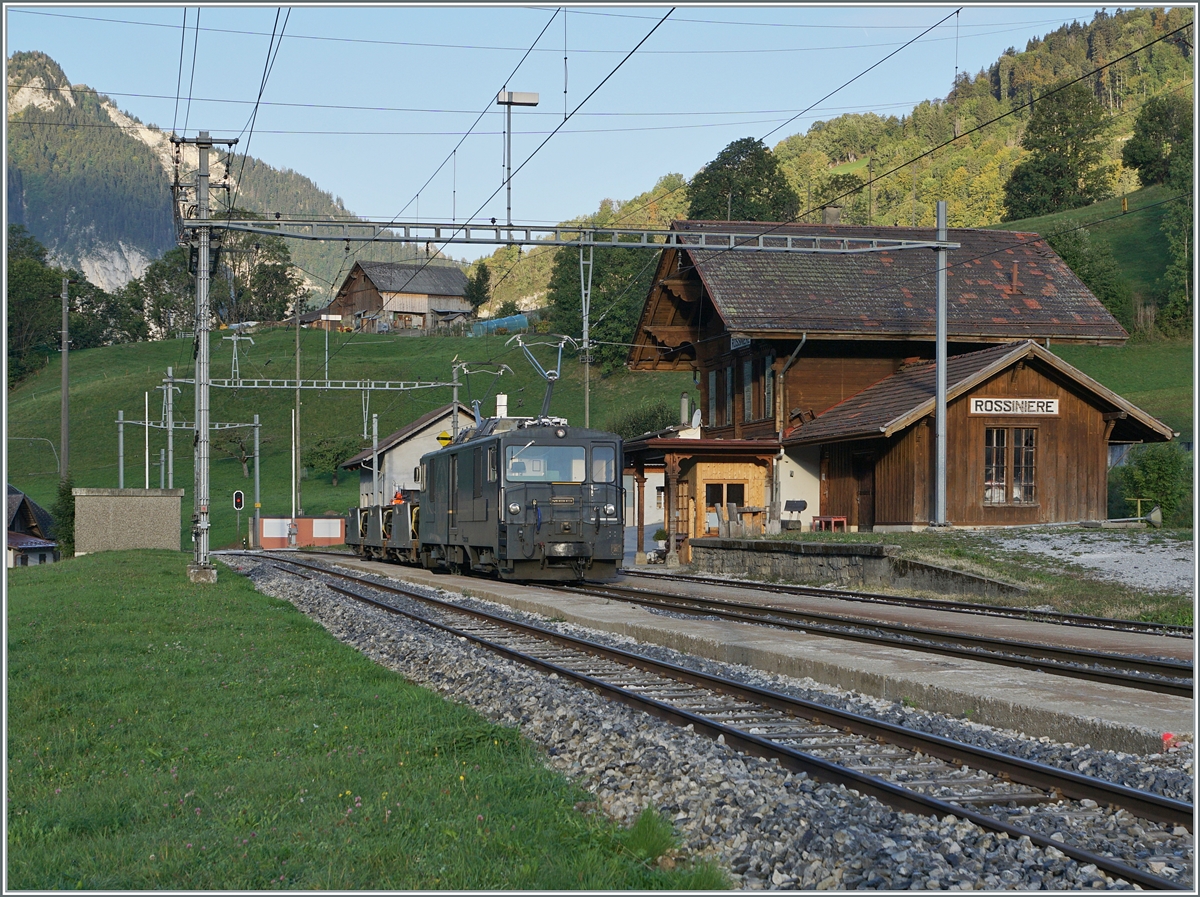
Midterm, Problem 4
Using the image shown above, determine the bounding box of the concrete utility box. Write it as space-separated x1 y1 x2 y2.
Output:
73 488 185 556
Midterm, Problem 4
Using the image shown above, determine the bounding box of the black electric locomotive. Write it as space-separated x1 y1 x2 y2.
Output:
346 413 624 581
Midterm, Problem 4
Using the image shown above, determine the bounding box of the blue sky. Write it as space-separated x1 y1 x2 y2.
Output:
7 4 1108 259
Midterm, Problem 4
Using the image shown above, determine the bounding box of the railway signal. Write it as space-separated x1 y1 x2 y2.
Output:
234 490 244 547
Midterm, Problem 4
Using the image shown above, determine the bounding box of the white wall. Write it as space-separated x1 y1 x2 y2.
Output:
358 409 478 506
777 445 821 529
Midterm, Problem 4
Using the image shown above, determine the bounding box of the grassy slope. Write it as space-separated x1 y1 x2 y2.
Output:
986 184 1173 302
6 551 724 889
6 330 695 547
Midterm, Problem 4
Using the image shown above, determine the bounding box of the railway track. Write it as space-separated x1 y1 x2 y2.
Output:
556 581 1194 698
263 554 1191 890
629 569 1194 639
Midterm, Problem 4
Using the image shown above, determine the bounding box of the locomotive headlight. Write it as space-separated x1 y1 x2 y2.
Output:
604 503 616 516
554 427 567 438
508 502 521 515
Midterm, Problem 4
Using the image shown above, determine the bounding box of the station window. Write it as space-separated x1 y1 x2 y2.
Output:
984 427 1038 505
655 486 664 510
743 358 754 422
764 353 775 421
724 367 734 425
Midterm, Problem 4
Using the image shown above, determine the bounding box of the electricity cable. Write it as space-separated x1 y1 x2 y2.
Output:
171 8 188 136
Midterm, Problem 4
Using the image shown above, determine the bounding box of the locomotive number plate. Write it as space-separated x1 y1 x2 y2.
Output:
551 497 575 505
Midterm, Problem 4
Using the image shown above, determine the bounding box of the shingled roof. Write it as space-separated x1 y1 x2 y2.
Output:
673 221 1127 344
783 340 1173 447
8 484 56 540
357 262 468 297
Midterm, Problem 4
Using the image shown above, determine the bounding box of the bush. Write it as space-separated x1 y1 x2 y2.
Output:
1115 442 1193 526
606 399 681 440
50 473 75 558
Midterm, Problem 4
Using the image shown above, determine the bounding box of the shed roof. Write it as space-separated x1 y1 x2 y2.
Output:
357 262 468 297
670 221 1127 343
783 340 1173 446
342 403 475 470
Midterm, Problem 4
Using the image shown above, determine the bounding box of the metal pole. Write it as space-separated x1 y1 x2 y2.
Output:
60 276 69 477
145 391 150 489
452 373 459 439
935 200 948 527
580 244 594 428
253 413 260 548
295 294 302 517
193 131 213 571
117 410 124 489
506 101 512 228
325 325 329 382
160 448 165 489
291 409 296 521
372 414 380 507
166 366 174 489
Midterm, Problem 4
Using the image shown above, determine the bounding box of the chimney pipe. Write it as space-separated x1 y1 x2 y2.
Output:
680 392 689 425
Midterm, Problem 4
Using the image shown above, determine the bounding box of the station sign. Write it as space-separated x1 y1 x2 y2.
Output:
969 397 1059 416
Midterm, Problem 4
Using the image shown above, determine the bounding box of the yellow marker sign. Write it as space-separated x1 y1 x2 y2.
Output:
436 430 452 446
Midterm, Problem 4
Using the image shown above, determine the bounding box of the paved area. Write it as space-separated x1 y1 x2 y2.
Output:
312 554 1193 755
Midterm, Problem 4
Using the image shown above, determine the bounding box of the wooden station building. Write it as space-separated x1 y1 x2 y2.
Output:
624 221 1172 562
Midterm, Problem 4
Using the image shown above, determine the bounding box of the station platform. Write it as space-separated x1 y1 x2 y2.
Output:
314 556 1193 755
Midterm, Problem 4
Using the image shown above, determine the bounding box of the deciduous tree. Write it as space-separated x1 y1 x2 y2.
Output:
1121 92 1192 187
687 137 800 222
1002 83 1113 220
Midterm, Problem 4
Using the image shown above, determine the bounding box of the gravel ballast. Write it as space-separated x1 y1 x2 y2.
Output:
228 556 1194 890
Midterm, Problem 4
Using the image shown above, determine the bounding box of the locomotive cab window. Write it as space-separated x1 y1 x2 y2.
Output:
591 445 616 483
505 444 586 482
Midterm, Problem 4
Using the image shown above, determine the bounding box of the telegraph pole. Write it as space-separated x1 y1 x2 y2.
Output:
173 130 237 583
59 277 73 477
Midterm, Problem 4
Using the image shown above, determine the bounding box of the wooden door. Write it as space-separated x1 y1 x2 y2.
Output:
852 452 875 532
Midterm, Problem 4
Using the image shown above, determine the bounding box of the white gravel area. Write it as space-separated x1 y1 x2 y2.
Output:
983 529 1195 598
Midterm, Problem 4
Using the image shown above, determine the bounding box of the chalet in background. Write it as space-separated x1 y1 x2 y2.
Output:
624 221 1173 563
323 262 471 333
7 485 58 567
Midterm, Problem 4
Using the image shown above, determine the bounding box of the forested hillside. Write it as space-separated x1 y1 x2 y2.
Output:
6 7 1193 332
6 51 465 297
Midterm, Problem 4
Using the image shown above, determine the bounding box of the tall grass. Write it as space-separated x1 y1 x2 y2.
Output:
7 551 727 890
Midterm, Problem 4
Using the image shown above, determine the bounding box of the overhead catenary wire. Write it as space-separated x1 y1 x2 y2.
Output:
304 8 672 387
171 8 188 136
299 8 566 387
181 8 201 137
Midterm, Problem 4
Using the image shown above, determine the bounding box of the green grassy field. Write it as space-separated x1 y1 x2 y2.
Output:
6 329 695 548
989 184 1173 302
1051 338 1194 443
6 551 726 890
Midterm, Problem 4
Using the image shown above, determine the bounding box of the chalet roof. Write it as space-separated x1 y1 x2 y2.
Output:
357 262 468 297
8 531 56 552
342 402 475 470
672 220 1127 343
7 485 55 540
783 340 1173 447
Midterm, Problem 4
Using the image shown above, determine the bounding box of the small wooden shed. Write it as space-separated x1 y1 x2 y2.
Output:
783 340 1174 530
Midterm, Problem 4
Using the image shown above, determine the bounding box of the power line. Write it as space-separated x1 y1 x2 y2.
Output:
181 8 200 137
171 7 187 135
9 7 1089 54
10 82 933 120
301 8 672 384
228 8 290 215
